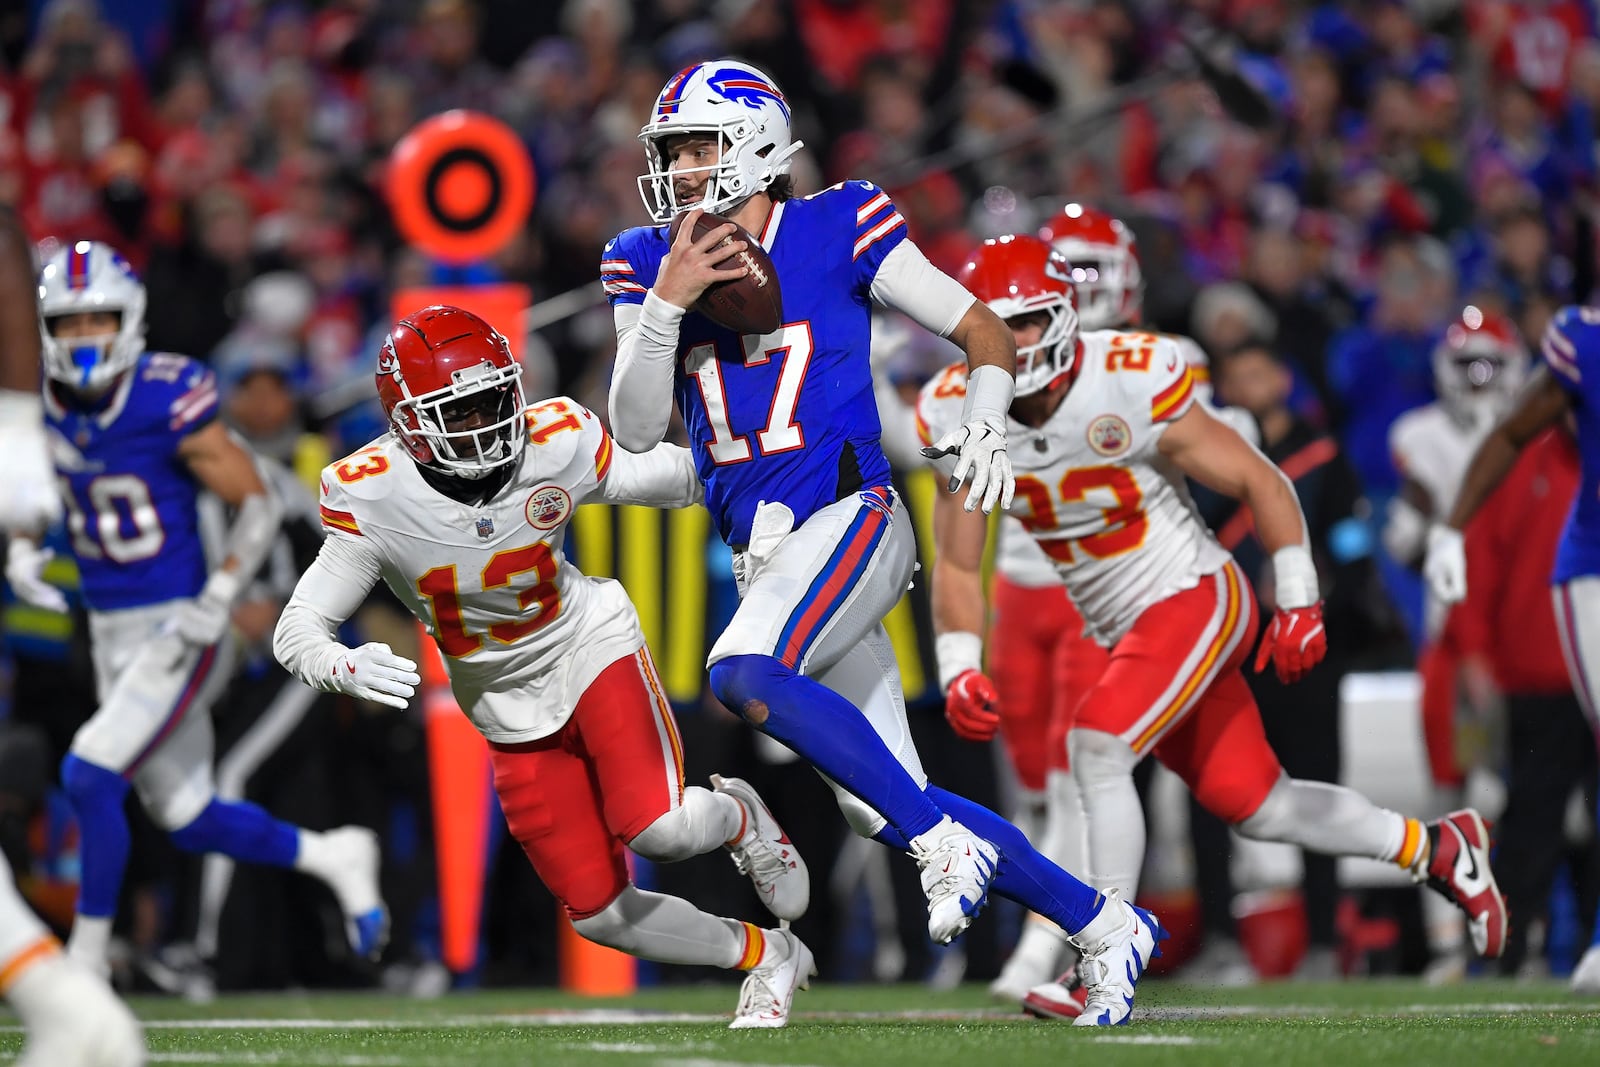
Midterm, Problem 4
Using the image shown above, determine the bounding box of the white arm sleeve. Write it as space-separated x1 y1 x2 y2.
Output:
608 293 685 453
874 376 925 470
272 532 384 692
868 241 976 338
597 442 704 508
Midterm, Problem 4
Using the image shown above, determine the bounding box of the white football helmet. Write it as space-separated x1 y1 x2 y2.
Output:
37 240 147 393
637 60 804 224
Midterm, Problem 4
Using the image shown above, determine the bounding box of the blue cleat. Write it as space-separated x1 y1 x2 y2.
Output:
1069 891 1167 1026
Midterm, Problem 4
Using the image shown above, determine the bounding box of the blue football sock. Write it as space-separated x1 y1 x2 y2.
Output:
709 653 943 839
168 798 300 867
60 754 132 919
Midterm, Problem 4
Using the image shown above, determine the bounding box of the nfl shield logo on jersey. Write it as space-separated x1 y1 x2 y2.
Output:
1087 414 1132 457
476 516 495 539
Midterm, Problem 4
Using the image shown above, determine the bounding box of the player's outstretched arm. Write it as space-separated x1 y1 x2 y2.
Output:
0 204 61 535
930 483 1001 741
174 422 285 645
1424 366 1570 604
596 441 703 509
1160 402 1325 683
273 535 419 710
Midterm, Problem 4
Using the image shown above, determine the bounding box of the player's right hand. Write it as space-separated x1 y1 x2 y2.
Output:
4 538 67 613
329 642 421 709
921 414 1015 514
1423 524 1467 604
944 669 1001 742
0 391 63 535
654 207 748 309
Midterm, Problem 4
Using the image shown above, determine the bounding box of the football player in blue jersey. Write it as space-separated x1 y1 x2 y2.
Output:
606 60 1163 1024
3 241 387 983
0 215 143 1066
1425 304 1600 994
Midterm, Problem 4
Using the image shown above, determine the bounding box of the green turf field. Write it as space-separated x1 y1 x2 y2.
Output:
4 980 1598 1066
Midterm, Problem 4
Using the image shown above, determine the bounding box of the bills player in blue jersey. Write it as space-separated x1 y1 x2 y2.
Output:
3 241 386 981
1425 304 1600 994
0 215 143 1065
606 60 1164 1023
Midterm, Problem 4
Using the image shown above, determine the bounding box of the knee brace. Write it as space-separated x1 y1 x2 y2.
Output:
61 753 128 809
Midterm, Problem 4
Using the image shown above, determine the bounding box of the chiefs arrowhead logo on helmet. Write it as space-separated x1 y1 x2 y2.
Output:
958 234 1081 397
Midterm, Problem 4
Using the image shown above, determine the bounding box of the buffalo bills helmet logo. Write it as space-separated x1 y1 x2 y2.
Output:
707 67 790 122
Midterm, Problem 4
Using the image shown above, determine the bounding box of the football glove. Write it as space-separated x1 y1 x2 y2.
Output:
1423 524 1467 605
165 595 233 648
921 413 1015 514
1253 602 1327 684
324 642 421 709
944 669 1001 742
0 391 62 535
4 538 67 613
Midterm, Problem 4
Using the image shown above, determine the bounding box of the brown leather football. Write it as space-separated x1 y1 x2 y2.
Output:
666 210 783 336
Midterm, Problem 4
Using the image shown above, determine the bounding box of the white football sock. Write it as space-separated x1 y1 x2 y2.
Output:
0 857 51 979
1070 730 1145 897
1233 774 1413 862
64 915 112 975
571 884 763 969
628 786 744 861
1039 768 1090 876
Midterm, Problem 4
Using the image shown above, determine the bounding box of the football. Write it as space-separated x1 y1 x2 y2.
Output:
666 209 783 336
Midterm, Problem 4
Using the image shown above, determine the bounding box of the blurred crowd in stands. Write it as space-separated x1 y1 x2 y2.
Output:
2 0 1599 993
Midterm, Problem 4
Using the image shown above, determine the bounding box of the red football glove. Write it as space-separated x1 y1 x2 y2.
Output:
945 670 1001 742
1254 602 1328 684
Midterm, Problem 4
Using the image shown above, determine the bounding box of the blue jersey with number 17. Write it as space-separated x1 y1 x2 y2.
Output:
1540 305 1600 583
42 351 218 611
603 181 906 546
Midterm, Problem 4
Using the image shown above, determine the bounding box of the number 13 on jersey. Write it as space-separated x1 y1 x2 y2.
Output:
688 322 813 465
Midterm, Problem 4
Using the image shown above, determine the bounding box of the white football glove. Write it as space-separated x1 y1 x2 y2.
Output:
1423 524 1467 604
324 642 421 709
164 595 232 647
921 413 1014 514
0 391 62 535
4 538 67 613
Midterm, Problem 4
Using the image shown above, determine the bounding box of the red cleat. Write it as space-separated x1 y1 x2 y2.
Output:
1419 809 1508 959
1020 967 1087 1020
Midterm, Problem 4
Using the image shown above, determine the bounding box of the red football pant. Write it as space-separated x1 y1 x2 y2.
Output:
988 576 1108 789
489 648 686 920
1074 561 1283 823
1417 639 1465 788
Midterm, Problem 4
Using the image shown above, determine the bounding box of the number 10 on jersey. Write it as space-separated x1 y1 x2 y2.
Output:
688 322 812 465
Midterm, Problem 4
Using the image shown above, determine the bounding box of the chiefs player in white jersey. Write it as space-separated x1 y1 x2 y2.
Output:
274 306 813 1028
1383 307 1527 981
919 237 1509 1015
955 204 1258 1003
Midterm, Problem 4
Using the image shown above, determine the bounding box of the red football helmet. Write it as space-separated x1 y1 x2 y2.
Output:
1037 203 1142 330
1432 305 1528 433
958 234 1080 396
376 305 527 478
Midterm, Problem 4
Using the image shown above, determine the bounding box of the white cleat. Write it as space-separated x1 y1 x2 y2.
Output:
1571 945 1600 996
1070 891 1167 1027
15 953 144 1067
909 816 999 944
729 929 815 1029
712 774 809 921
317 826 390 961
